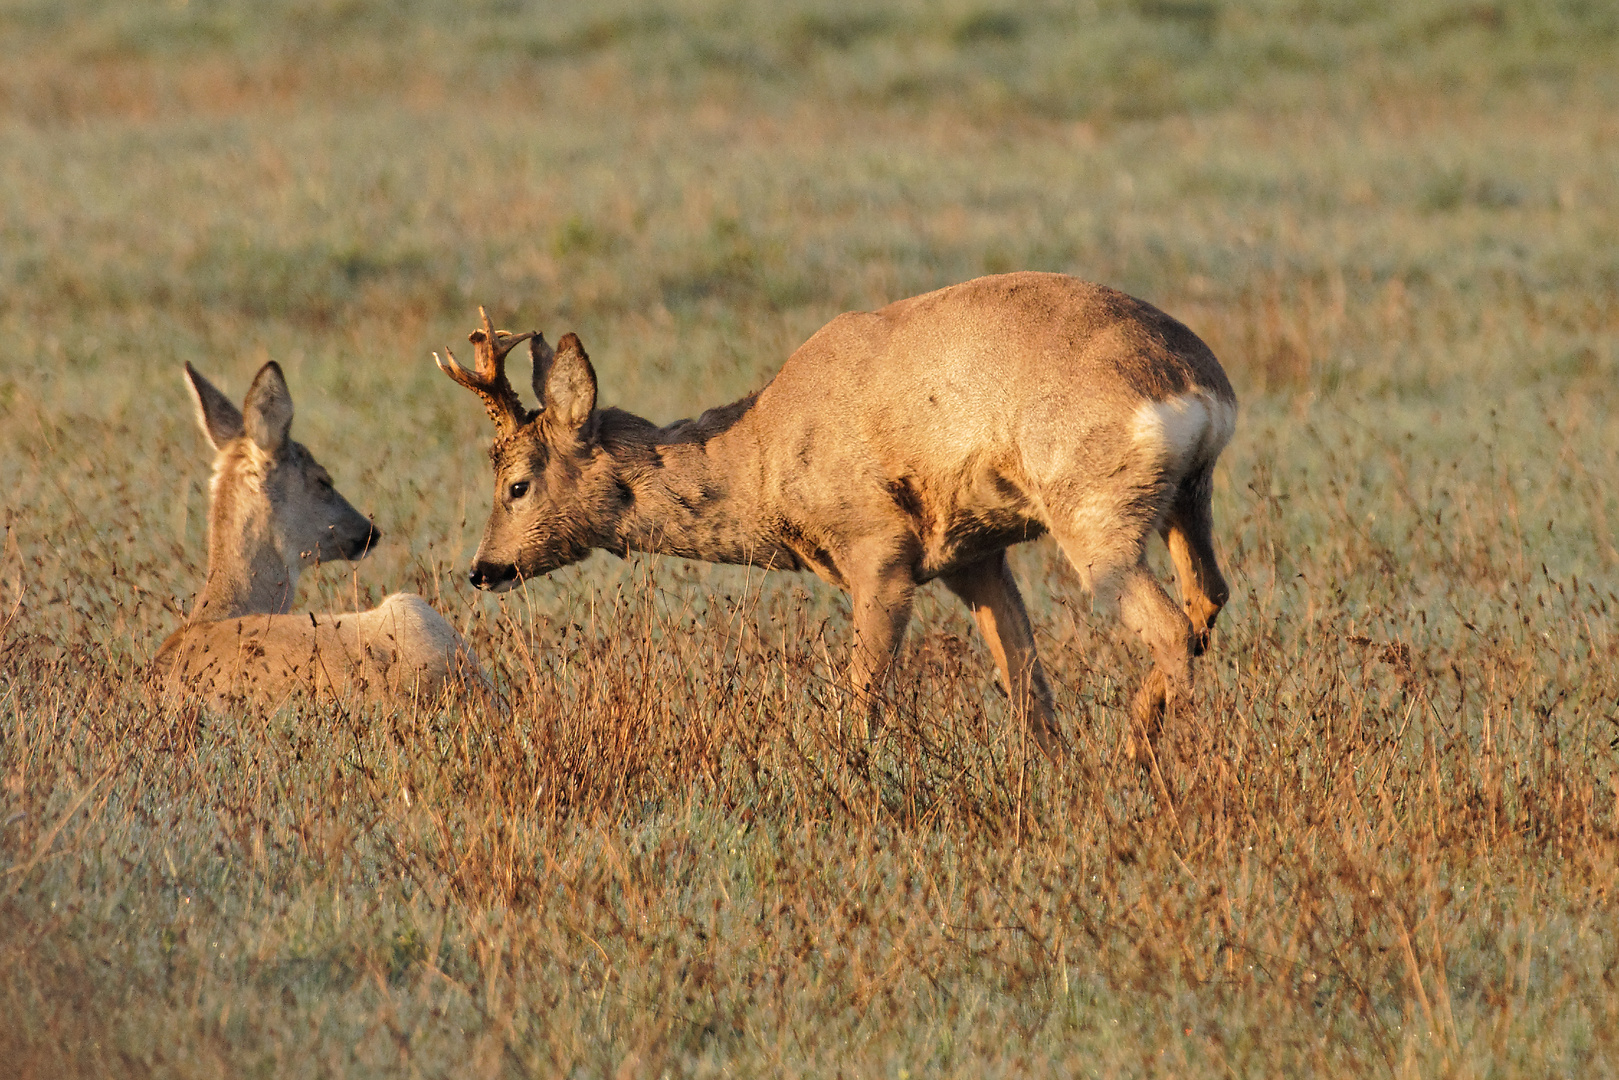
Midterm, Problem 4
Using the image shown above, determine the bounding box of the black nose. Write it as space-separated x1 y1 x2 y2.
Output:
345 523 381 559
469 561 518 590
334 524 382 560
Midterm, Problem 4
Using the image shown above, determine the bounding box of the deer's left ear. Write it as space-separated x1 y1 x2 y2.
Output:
243 361 295 455
528 333 557 411
543 333 596 433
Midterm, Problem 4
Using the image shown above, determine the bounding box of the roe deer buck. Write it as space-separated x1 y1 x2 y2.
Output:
438 273 1235 758
154 360 492 710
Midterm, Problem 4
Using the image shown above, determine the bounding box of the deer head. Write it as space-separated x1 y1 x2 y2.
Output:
437 311 625 590
185 361 379 618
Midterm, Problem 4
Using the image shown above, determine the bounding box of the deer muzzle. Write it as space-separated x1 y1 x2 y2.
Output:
468 559 519 592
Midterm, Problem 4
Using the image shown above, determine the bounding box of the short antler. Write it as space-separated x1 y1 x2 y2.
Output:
435 307 538 433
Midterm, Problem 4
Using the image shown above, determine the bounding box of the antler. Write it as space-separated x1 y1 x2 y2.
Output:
434 307 538 433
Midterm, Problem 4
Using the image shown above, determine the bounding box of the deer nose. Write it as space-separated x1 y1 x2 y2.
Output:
469 561 517 590
341 523 382 560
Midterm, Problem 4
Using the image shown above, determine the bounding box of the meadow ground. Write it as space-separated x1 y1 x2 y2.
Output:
2 1 1618 1075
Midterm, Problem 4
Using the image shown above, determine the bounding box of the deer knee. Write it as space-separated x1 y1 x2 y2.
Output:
1117 572 1192 657
848 559 917 671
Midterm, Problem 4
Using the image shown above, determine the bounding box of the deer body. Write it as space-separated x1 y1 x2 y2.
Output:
154 361 490 711
156 592 483 709
442 273 1235 756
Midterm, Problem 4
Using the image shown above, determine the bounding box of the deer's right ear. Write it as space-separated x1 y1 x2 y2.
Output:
184 363 244 449
243 361 295 456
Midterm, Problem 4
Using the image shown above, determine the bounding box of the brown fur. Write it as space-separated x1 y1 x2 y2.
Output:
154 361 493 712
446 273 1237 757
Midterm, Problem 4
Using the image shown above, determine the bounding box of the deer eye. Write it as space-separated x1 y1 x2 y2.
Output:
508 480 530 501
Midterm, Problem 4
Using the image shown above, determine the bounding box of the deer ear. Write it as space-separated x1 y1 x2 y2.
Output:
544 333 596 432
184 363 244 449
243 361 294 455
528 332 556 409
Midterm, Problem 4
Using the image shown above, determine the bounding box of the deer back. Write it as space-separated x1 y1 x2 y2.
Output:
154 593 493 711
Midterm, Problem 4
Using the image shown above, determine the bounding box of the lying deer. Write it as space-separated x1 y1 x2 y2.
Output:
154 360 492 710
438 273 1235 757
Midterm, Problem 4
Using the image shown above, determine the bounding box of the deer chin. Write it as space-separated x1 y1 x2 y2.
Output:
290 528 378 568
513 537 595 581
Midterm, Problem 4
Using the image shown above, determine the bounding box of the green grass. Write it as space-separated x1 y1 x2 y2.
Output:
3 1 1618 1075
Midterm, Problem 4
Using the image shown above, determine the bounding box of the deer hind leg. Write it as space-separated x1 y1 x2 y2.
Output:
1052 516 1194 760
940 551 1067 759
1160 466 1229 657
1111 562 1195 745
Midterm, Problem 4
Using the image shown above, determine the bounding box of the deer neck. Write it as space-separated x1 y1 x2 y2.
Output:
190 471 300 623
600 406 782 568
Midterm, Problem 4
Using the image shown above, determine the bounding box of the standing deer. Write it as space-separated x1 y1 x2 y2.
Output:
438 273 1235 757
154 360 492 710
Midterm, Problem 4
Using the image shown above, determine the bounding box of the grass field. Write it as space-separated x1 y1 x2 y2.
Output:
3 1 1618 1075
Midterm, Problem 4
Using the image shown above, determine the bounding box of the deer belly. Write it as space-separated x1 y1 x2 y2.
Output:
917 510 1048 581
888 468 1046 581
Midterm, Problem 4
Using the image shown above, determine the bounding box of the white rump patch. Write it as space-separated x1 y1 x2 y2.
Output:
1130 392 1236 475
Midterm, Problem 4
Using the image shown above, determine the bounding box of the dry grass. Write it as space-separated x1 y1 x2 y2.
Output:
3 1 1618 1076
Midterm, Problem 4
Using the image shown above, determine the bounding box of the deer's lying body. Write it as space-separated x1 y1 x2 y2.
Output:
155 592 485 711
154 360 491 712
442 273 1235 756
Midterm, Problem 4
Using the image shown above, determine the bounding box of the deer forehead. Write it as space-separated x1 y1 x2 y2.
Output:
488 426 551 473
212 437 317 494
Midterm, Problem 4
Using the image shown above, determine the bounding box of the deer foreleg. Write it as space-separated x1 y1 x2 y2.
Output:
940 552 1068 759
845 550 917 748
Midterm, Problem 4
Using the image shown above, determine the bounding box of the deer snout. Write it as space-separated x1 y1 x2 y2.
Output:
338 522 382 561
469 560 519 592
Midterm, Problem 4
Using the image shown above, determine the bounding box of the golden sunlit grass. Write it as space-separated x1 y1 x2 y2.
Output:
3 1 1618 1076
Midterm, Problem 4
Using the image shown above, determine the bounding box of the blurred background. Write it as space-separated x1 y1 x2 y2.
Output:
3 2 1618 1075
3 0 1615 625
